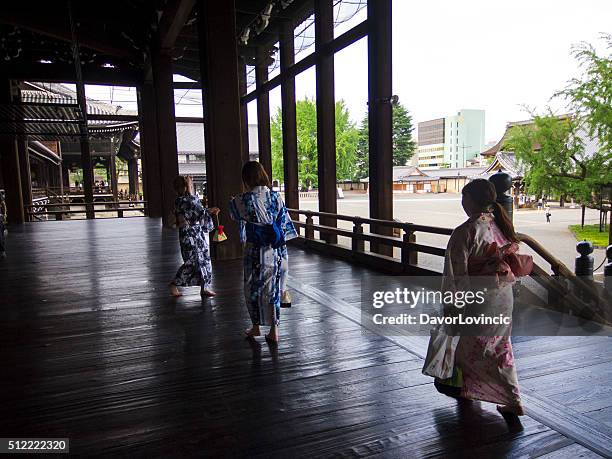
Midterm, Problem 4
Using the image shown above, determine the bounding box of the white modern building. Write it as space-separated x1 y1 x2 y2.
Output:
417 109 485 169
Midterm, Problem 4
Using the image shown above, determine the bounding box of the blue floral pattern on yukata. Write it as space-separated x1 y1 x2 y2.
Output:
229 186 297 326
173 194 215 288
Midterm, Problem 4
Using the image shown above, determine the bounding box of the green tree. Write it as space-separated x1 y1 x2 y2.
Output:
505 112 609 225
355 101 417 179
270 98 359 187
556 34 612 162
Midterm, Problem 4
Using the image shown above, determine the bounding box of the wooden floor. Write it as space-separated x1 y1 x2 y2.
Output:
1 218 611 458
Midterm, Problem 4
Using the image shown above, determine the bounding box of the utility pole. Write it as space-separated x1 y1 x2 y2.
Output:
459 143 472 168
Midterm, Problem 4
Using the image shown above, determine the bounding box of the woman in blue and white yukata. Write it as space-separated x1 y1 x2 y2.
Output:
169 175 220 298
229 161 297 344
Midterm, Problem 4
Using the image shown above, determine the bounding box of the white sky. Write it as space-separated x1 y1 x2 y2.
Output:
83 0 612 144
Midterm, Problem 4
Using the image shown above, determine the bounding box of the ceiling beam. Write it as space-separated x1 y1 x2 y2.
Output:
159 0 197 50
0 62 141 86
0 11 140 60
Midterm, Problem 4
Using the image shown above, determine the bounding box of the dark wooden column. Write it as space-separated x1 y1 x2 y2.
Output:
256 46 272 179
152 50 179 224
0 78 24 224
138 82 163 217
18 140 32 210
368 0 393 256
198 0 244 260
109 152 118 202
279 20 299 213
67 13 95 219
315 0 337 243
128 157 139 197
62 162 70 188
238 57 250 164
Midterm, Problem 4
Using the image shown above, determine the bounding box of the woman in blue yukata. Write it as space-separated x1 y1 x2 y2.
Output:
169 175 220 298
229 161 297 344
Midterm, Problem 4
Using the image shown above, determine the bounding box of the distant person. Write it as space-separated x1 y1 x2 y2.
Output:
545 206 551 223
271 180 280 192
74 180 79 190
169 175 219 298
229 161 297 344
0 194 6 258
537 198 543 212
423 179 533 417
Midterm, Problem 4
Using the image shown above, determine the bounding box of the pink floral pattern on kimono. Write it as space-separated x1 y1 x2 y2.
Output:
442 212 522 406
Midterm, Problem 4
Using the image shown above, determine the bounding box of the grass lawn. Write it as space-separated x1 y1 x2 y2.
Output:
568 224 610 247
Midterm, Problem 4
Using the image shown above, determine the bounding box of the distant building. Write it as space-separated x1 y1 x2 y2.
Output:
416 118 445 169
388 165 486 194
176 123 260 193
417 109 485 169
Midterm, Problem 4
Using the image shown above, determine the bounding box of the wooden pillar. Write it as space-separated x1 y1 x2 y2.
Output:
75 86 94 218
138 81 163 217
18 140 32 209
279 20 299 213
109 153 118 202
368 0 394 256
198 0 244 260
0 78 24 224
152 51 179 224
128 157 139 197
315 0 337 243
256 46 272 179
138 84 161 215
238 57 250 164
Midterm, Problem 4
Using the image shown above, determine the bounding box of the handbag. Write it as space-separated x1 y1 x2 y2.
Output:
422 325 460 379
212 213 227 242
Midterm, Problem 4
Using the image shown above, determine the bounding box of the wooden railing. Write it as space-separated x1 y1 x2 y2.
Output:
25 200 147 220
288 208 610 324
288 208 451 275
517 233 609 323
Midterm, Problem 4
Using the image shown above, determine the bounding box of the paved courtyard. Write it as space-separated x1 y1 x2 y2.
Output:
298 192 607 274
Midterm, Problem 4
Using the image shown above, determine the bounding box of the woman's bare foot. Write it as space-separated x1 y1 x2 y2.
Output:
245 326 261 338
169 283 182 297
200 288 217 297
265 326 279 344
497 404 524 416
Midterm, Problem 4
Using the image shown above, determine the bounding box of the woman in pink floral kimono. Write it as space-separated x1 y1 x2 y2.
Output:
425 179 532 417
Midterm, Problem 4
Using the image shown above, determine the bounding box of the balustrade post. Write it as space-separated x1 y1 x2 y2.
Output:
574 240 596 311
604 245 612 296
575 241 594 279
305 213 315 240
353 219 365 253
402 227 417 267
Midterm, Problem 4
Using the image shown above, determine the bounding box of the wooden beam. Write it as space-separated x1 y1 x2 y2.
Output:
159 0 197 50
368 0 393 256
255 46 272 179
242 20 368 104
0 11 139 61
0 62 141 86
173 81 202 90
315 0 337 244
279 21 299 214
